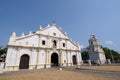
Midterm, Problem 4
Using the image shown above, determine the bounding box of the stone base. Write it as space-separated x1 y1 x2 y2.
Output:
5 63 80 72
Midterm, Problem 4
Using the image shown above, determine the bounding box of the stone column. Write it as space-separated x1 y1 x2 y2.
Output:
0 62 5 74
47 36 50 48
79 51 82 65
88 60 92 66
46 51 49 64
81 60 83 65
65 40 68 66
45 51 47 68
48 51 50 65
29 48 33 69
14 47 20 71
59 50 63 66
107 59 111 64
70 51 72 66
77 52 81 66
38 35 41 47
97 60 100 65
36 49 40 69
59 38 62 49
45 50 50 68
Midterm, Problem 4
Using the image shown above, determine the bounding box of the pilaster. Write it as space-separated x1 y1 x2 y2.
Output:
45 50 50 68
36 49 40 69
47 35 50 48
59 50 63 66
65 40 68 66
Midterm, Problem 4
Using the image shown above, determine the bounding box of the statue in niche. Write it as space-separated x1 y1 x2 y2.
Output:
53 40 57 48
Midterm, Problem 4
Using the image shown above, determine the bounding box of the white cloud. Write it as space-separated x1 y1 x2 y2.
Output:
80 45 85 49
105 40 113 45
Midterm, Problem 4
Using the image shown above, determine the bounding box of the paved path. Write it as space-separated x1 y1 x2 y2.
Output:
1 66 120 79
63 66 120 78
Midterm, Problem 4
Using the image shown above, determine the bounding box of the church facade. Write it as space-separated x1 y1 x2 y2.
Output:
5 24 82 71
88 34 106 64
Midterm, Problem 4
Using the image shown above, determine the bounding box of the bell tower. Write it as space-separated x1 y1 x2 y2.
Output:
88 34 106 64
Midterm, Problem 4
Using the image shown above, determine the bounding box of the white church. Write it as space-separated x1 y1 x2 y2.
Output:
5 24 82 71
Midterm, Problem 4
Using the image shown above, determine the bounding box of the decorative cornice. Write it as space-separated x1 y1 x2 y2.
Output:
14 33 79 49
7 44 80 52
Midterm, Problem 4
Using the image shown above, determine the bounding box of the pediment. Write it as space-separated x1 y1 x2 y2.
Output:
38 24 68 39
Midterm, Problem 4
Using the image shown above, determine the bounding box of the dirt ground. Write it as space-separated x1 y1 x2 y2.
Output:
0 70 119 80
81 65 120 71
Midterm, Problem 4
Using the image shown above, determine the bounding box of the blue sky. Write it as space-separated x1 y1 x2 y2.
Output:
0 0 120 52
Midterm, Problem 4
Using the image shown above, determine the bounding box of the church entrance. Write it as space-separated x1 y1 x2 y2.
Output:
72 55 77 65
19 54 29 69
51 53 59 67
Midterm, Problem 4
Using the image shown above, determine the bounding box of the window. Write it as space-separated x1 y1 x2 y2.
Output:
53 33 56 36
91 41 93 45
42 40 45 45
92 47 94 51
63 43 65 47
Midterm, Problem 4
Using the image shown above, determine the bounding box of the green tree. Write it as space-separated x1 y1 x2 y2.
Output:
102 47 111 59
111 50 120 61
101 47 120 62
0 46 7 56
0 46 7 62
81 51 89 60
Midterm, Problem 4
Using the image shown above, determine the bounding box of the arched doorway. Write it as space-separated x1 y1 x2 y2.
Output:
51 53 59 67
19 54 29 69
72 55 77 65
